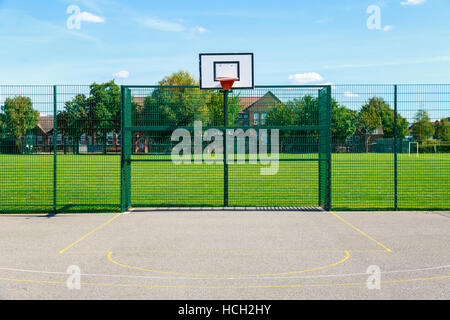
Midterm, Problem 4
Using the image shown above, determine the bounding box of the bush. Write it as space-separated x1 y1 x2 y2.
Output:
418 143 450 153
0 138 20 154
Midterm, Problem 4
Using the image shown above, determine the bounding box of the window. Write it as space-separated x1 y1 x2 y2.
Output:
355 136 360 143
347 136 353 145
27 134 34 145
80 134 86 145
107 132 114 146
244 114 248 119
57 134 62 145
261 113 267 125
253 113 259 125
37 136 43 145
88 136 93 146
48 136 54 145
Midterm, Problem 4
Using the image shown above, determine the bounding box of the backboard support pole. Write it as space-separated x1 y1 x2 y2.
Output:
223 89 229 207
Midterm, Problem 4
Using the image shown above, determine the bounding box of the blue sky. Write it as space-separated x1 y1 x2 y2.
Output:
0 0 449 85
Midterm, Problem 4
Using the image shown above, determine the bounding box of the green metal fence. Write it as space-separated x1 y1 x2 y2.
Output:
332 84 450 210
0 85 120 213
121 85 331 210
0 84 449 213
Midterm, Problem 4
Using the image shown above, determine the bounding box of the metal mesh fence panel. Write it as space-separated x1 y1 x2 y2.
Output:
397 85 450 210
127 87 224 207
226 87 329 207
122 85 331 209
56 85 120 213
332 85 396 210
332 84 449 210
0 86 54 213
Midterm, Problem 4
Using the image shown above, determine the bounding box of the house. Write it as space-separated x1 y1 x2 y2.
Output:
345 126 385 152
235 91 282 126
25 116 54 152
22 115 120 154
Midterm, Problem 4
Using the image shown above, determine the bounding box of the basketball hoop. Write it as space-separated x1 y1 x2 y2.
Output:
216 77 238 91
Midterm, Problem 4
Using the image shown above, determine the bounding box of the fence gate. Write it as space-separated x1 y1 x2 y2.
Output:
121 85 331 211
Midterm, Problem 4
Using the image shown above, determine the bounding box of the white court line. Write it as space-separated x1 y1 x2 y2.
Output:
0 264 449 281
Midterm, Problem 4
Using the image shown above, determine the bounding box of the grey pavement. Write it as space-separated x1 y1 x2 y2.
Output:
0 210 449 300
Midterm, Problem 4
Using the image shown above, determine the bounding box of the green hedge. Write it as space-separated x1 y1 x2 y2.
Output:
418 143 450 153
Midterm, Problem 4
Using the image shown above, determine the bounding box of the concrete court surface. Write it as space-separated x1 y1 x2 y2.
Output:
0 209 449 300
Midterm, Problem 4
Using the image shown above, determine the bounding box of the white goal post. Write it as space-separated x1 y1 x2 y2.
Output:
409 142 419 157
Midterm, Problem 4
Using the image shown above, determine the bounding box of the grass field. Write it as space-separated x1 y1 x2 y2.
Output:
0 153 449 213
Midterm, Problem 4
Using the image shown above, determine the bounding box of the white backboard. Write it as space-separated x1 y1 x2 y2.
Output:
199 53 254 90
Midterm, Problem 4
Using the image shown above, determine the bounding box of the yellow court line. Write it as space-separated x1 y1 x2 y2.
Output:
59 213 122 254
331 212 392 252
107 250 350 278
64 249 387 255
0 274 449 289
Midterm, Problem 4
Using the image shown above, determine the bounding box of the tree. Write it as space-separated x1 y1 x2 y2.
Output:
265 95 356 151
356 102 382 153
265 103 297 150
56 81 122 154
136 71 210 128
86 81 121 153
2 96 39 152
0 112 5 136
266 103 296 127
132 71 212 149
412 109 435 144
57 94 88 154
206 91 241 126
158 70 198 87
363 97 409 138
434 118 450 142
332 105 357 145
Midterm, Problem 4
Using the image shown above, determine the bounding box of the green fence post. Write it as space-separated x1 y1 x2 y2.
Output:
53 85 57 214
394 85 398 211
318 86 332 211
121 86 132 212
326 85 332 211
223 89 229 207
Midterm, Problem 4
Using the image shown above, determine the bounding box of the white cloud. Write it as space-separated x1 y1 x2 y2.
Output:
192 26 208 34
288 72 324 84
79 11 105 23
137 17 186 32
383 25 393 31
113 70 130 79
344 91 359 98
401 0 426 5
